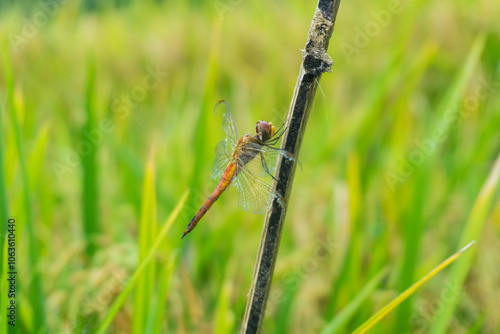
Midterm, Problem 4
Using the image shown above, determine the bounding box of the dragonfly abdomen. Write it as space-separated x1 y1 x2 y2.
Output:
182 162 237 238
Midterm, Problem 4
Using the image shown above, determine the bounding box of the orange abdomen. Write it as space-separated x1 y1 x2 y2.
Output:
182 162 237 238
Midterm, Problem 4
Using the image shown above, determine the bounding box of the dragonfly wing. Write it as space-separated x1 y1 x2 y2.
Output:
214 100 239 150
234 165 284 215
212 140 232 181
239 143 294 179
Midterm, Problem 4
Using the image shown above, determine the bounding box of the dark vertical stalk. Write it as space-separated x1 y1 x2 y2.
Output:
241 1 341 332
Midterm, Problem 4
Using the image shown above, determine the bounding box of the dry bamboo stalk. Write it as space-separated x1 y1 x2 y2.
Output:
241 0 342 332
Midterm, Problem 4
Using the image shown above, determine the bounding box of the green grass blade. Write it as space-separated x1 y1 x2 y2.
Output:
82 56 100 257
0 99 7 334
2 39 45 333
395 33 486 330
213 279 235 334
323 154 361 317
0 99 9 270
275 283 300 334
432 34 486 124
430 154 500 333
320 267 389 334
133 147 158 333
1 235 9 334
26 123 50 192
353 242 475 334
147 253 177 334
96 190 189 334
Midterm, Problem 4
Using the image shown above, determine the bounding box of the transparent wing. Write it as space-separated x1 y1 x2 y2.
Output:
214 100 239 151
234 163 285 215
239 142 295 179
212 140 232 181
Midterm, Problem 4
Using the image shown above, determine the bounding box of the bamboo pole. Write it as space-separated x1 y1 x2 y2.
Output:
241 0 342 332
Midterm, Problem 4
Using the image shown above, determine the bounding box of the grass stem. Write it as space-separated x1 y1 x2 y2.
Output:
241 1 342 332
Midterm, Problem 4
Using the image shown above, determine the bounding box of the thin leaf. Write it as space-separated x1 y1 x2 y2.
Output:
320 267 389 334
95 190 189 334
431 153 500 333
133 147 157 333
2 38 45 332
353 242 475 334
82 56 100 257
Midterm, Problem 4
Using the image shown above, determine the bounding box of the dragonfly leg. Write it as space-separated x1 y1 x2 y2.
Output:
267 122 288 144
260 152 278 181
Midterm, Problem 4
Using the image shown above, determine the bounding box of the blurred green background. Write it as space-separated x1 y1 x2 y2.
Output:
1 0 500 333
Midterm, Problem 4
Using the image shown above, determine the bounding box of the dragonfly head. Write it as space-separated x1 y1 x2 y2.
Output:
256 121 275 142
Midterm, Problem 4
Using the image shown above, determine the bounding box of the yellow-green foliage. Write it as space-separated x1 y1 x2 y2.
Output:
1 0 499 333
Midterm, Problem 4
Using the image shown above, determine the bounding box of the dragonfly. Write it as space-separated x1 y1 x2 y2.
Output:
181 100 295 239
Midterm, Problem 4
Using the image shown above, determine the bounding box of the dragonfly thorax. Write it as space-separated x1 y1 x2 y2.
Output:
232 135 261 166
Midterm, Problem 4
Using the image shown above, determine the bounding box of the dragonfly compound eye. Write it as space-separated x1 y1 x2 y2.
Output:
256 121 275 142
